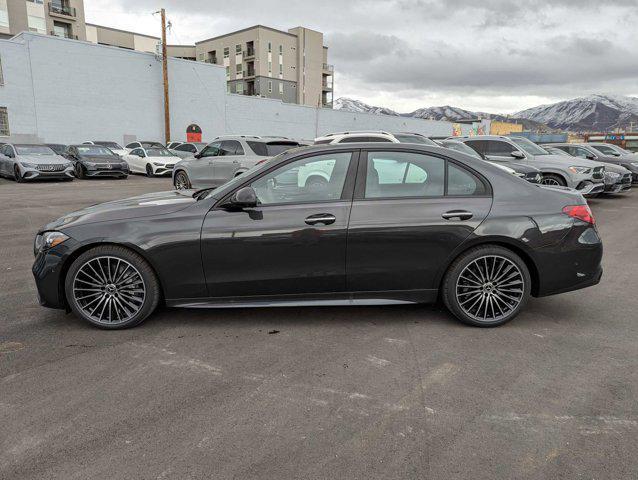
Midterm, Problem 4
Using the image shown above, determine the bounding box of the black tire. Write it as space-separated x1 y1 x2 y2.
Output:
540 173 566 187
146 164 155 178
65 245 160 329
14 165 23 183
174 170 191 189
305 176 328 190
442 245 531 327
75 163 86 179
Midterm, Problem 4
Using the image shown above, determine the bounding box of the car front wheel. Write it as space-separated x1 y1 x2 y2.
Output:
442 245 531 327
65 245 160 329
14 165 24 183
540 174 566 187
174 170 191 189
146 164 155 177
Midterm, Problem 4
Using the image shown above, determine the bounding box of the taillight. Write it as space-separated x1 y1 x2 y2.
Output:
562 205 595 225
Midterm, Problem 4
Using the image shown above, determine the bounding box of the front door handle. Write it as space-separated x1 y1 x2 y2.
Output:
442 210 473 221
305 214 336 226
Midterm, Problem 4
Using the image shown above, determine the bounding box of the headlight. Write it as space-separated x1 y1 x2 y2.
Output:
153 162 163 166
34 231 69 256
64 162 73 168
21 162 37 169
568 166 592 174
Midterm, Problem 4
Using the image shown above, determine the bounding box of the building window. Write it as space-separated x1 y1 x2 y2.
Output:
279 64 283 75
223 47 229 58
235 44 241 55
0 0 9 28
268 61 272 76
0 55 3 86
279 45 283 54
268 42 272 53
27 15 46 34
236 64 242 75
227 83 231 94
236 82 243 94
53 21 72 38
278 83 283 95
0 107 9 136
225 66 230 79
268 81 273 93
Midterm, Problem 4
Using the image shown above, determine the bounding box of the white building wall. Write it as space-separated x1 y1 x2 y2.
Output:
0 33 482 145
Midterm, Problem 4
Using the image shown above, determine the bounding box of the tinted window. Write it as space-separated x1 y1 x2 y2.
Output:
509 137 549 156
365 151 445 198
340 136 393 143
484 140 517 156
464 140 487 155
175 143 197 153
251 152 352 205
200 143 221 157
447 163 487 196
591 144 618 155
220 140 242 156
130 148 144 157
247 141 299 156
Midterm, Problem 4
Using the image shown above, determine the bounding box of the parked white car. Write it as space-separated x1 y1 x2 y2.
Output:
314 131 438 146
123 146 182 177
82 141 128 157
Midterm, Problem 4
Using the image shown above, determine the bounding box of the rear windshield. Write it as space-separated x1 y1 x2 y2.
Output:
94 142 123 149
15 145 55 155
247 141 300 156
394 134 438 146
77 146 115 156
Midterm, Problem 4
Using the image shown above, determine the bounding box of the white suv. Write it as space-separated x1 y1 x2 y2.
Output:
314 131 438 146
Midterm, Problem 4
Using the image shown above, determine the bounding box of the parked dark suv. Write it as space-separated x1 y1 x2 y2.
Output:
65 144 129 179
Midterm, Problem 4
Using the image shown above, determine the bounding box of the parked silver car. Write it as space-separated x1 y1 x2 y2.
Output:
0 143 74 182
456 135 606 196
169 142 208 159
172 136 302 190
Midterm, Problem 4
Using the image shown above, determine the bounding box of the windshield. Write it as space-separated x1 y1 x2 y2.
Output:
193 143 208 150
94 142 123 149
442 141 483 159
247 141 300 156
591 144 621 156
15 145 55 155
509 137 550 156
394 134 438 146
47 144 67 154
76 146 115 156
146 148 174 157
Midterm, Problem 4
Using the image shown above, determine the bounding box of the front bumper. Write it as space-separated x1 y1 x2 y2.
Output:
22 167 75 180
577 181 605 197
32 239 77 310
152 164 176 176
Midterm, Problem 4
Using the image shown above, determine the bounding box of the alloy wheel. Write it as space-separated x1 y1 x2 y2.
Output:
455 255 525 323
540 177 561 186
174 171 190 189
72 256 146 326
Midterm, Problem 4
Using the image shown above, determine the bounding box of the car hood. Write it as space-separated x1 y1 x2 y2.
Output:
80 155 124 163
603 163 631 174
531 154 605 170
42 190 196 231
17 154 68 164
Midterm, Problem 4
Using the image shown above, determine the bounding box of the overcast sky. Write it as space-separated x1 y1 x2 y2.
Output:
84 0 638 113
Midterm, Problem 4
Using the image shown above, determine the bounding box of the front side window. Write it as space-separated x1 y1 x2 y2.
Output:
571 147 594 159
509 137 549 156
130 148 144 157
251 152 352 205
200 142 221 157
591 144 619 155
365 151 444 198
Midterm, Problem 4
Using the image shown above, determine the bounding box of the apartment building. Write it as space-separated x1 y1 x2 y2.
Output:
0 0 86 40
196 25 333 107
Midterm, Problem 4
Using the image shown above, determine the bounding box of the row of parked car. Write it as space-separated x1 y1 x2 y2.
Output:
1 134 637 198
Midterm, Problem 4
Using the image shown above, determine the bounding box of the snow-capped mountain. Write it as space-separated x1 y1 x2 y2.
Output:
333 95 638 132
333 98 399 116
514 94 638 132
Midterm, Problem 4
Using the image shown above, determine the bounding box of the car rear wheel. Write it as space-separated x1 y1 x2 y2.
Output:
540 174 566 187
442 245 531 327
146 164 155 178
65 245 160 329
174 170 191 189
14 165 23 183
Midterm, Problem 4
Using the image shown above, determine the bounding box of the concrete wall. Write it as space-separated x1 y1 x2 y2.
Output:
0 33 482 145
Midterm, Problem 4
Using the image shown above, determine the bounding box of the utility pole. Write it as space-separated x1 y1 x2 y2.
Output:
160 8 170 144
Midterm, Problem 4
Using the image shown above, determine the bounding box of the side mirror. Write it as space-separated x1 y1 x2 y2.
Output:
229 186 258 208
194 153 202 159
586 154 596 160
511 151 525 159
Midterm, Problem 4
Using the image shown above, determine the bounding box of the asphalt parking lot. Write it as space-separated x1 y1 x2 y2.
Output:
1 176 637 480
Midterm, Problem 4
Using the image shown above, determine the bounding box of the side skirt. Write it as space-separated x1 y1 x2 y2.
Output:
166 289 438 309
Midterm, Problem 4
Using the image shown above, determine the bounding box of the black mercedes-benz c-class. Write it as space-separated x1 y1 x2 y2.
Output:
33 143 603 329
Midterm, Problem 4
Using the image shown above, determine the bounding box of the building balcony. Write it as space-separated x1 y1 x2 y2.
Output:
322 63 334 73
322 82 333 91
48 3 77 18
243 70 256 79
243 48 255 59
204 58 217 64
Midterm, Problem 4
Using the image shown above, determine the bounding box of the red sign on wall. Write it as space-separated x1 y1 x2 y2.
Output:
187 124 202 142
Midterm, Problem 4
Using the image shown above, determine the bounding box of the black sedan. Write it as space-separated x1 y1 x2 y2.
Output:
65 145 129 179
33 144 602 329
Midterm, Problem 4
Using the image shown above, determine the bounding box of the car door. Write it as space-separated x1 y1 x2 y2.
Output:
189 142 220 187
346 149 493 298
212 140 244 183
200 150 359 298
125 148 144 173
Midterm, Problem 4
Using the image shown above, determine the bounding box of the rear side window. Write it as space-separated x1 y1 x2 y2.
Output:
220 140 242 156
364 151 488 198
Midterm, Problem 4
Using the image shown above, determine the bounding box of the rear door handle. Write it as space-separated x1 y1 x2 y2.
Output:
305 214 336 226
442 210 473 221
